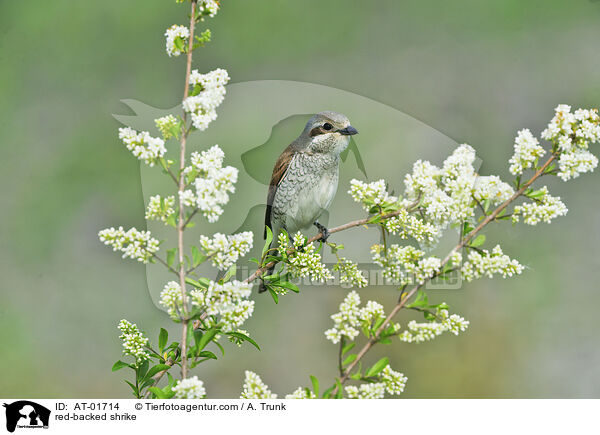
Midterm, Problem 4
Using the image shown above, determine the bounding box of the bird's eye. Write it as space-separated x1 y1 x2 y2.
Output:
323 123 333 131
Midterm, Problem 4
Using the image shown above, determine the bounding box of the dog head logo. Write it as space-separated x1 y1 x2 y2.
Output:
3 401 50 432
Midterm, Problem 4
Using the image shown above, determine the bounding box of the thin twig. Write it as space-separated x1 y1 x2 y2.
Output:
177 0 197 380
153 254 179 276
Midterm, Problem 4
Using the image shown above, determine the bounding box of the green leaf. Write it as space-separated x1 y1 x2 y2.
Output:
262 226 273 259
148 387 167 399
198 350 217 360
222 264 237 282
227 331 260 350
343 354 357 366
185 276 209 289
158 328 168 353
124 380 138 397
470 234 486 247
322 385 335 399
267 286 279 304
136 360 149 381
310 375 319 397
191 245 203 267
365 357 389 378
144 364 171 382
342 342 355 355
196 327 219 352
111 360 130 372
166 248 176 267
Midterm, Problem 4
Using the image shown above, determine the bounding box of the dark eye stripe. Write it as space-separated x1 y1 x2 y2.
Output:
309 126 324 137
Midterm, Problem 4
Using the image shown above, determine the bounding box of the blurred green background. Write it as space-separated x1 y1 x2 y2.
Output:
1 0 599 398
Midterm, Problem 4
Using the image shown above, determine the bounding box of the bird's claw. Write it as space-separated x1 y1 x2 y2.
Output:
314 221 330 242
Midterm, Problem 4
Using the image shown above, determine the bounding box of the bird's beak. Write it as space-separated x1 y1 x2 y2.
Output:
338 125 358 136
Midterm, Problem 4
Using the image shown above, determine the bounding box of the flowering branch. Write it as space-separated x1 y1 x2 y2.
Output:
176 0 197 381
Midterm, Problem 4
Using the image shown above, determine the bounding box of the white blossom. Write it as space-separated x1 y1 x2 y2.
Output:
399 307 469 343
197 0 220 18
285 387 317 399
512 186 568 225
473 175 514 206
557 148 598 181
118 127 166 167
278 232 333 282
198 231 253 270
98 226 160 263
190 280 254 332
324 291 362 344
184 145 238 222
172 376 206 399
380 365 408 395
155 114 179 140
145 195 175 223
333 257 368 288
461 245 524 281
117 320 149 364
371 244 440 285
165 25 189 57
240 371 277 399
509 129 546 176
159 281 183 320
348 179 398 212
541 105 600 181
384 209 440 244
183 69 230 131
344 383 386 399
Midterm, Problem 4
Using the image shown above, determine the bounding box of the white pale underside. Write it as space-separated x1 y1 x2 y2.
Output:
285 169 338 232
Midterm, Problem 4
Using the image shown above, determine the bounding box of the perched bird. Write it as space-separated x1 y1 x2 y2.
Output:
259 111 358 292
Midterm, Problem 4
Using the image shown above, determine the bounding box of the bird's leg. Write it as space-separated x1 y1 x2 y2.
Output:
313 221 330 242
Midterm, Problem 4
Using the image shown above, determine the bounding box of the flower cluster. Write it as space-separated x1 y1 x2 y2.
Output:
461 245 524 281
198 231 253 270
324 291 397 344
398 308 469 343
512 186 568 225
509 129 546 176
240 371 277 399
403 145 477 228
118 127 166 167
348 179 398 212
371 244 441 286
145 195 175 223
183 68 230 131
190 280 254 332
333 257 368 288
285 387 317 399
541 105 600 181
117 320 149 364
380 365 408 395
165 25 189 57
159 281 183 320
172 376 206 399
384 209 440 244
473 175 514 206
98 226 160 263
181 145 238 222
154 114 179 140
278 232 333 282
197 0 220 19
344 383 386 399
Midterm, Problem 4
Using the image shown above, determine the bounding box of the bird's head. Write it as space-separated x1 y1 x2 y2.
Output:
301 111 358 155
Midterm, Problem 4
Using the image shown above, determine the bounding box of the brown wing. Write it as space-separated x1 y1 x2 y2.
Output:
264 145 295 239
